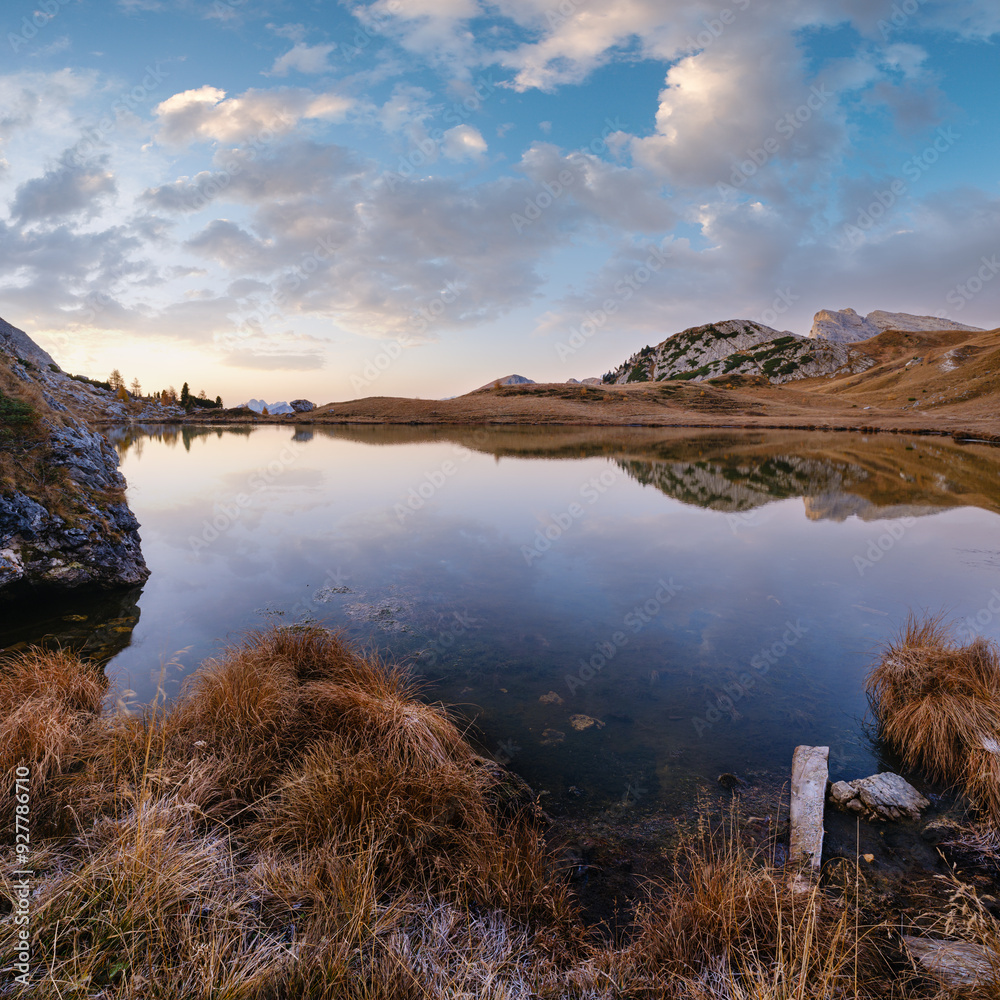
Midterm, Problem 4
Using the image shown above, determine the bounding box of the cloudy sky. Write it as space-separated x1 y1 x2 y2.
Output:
1 0 998 402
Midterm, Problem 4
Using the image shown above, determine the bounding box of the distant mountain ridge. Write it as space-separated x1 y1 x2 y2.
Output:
602 319 873 386
472 374 536 391
240 398 294 414
809 308 984 343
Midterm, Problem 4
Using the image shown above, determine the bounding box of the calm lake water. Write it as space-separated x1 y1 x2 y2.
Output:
6 424 1000 814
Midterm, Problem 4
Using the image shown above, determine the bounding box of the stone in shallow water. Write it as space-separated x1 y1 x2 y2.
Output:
827 772 929 821
568 714 604 731
902 936 997 988
789 745 829 873
539 690 564 705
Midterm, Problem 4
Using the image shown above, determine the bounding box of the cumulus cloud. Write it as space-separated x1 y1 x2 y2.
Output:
153 85 352 146
11 150 117 222
268 43 336 76
441 124 486 159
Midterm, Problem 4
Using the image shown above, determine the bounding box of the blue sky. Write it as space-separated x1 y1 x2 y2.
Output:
1 0 998 402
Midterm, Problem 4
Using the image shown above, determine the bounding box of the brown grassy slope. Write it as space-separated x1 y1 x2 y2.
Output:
0 627 929 999
288 327 1000 437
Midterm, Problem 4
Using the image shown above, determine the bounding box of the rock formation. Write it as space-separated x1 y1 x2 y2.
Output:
290 399 315 412
828 772 929 821
0 318 150 600
474 374 536 391
809 307 983 344
602 319 873 386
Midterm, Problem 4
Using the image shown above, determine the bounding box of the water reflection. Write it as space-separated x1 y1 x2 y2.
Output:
5 424 999 813
0 585 142 664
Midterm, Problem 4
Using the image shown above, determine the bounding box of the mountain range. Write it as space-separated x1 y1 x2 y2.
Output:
601 309 984 386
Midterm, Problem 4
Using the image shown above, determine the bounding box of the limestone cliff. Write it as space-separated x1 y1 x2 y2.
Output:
809 308 983 344
602 319 873 385
0 321 150 600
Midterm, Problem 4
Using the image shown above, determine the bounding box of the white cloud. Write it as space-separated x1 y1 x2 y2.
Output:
153 85 352 146
268 43 336 77
442 124 486 160
11 150 117 222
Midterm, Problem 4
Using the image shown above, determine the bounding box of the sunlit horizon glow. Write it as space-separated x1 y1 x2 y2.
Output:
1 0 998 404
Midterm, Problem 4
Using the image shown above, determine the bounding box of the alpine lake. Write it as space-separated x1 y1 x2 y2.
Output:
6 424 1000 818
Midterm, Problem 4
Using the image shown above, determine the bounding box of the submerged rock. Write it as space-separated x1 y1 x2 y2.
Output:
568 714 604 732
828 772 929 821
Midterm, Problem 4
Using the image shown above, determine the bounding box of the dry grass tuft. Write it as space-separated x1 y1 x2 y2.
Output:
602 816 891 999
867 613 1000 826
0 626 927 998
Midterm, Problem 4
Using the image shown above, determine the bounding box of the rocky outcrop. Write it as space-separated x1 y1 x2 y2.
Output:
602 319 874 386
828 772 929 821
290 399 315 413
474 374 536 391
0 315 59 370
1 323 150 601
809 307 983 344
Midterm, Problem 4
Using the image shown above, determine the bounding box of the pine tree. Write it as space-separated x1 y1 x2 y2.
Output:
180 382 190 404
215 396 223 408
130 377 142 397
108 369 124 391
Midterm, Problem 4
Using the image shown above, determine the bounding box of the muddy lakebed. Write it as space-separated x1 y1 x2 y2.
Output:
6 424 1000 829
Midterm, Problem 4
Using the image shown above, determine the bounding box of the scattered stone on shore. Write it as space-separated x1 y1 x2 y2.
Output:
789 745 829 877
539 690 564 705
902 935 997 988
568 714 605 732
717 772 745 791
921 817 963 845
828 772 929 821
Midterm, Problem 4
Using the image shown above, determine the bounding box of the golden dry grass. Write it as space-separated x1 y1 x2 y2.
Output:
867 613 1000 826
0 627 938 998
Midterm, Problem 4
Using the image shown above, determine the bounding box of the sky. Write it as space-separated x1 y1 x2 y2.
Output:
1 0 998 403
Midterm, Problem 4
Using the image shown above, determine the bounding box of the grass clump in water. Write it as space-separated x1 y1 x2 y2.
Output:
0 626 937 997
867 612 1000 827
